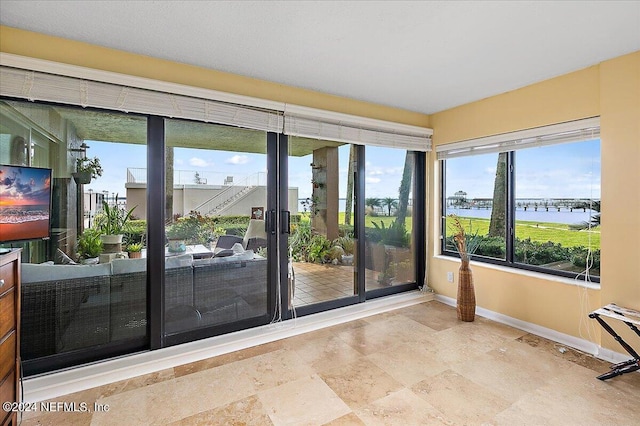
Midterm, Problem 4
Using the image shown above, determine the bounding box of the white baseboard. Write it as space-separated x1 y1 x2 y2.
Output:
435 295 630 364
23 290 434 403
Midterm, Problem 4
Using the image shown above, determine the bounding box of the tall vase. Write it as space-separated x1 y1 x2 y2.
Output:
457 259 476 322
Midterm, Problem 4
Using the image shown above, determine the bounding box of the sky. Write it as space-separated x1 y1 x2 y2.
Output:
84 141 410 201
83 138 600 205
445 139 601 200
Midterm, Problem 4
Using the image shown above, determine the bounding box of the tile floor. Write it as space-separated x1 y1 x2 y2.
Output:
291 262 397 306
20 301 640 425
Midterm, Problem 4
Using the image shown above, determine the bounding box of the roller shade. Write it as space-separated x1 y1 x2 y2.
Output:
284 105 432 151
436 117 600 159
0 65 283 133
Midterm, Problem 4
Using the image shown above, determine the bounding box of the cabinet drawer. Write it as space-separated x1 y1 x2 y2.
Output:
0 332 15 382
0 290 15 339
1 370 16 418
0 263 15 294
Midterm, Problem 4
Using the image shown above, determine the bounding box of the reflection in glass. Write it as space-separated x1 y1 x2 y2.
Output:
0 100 148 372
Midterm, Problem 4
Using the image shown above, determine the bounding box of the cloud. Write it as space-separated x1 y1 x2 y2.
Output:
225 155 249 165
366 177 381 184
189 157 210 167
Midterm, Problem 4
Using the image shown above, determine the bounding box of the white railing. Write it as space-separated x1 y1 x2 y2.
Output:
192 173 264 215
127 168 266 187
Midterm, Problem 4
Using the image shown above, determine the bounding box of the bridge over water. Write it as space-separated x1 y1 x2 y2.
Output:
447 197 598 212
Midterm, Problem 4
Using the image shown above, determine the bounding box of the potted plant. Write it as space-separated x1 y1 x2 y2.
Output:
73 156 103 184
335 236 355 265
166 221 191 253
95 195 136 252
126 242 143 259
77 228 103 264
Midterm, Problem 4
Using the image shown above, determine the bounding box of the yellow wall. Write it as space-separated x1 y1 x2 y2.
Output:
429 51 640 351
2 25 638 352
0 26 428 128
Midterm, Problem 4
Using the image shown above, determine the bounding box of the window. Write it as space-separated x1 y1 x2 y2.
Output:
440 119 601 281
365 147 416 289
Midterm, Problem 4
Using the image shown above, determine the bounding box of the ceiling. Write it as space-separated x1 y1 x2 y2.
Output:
1 1 639 115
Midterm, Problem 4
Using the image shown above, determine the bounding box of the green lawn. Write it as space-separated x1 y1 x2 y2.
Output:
336 213 413 232
309 213 598 249
448 216 600 248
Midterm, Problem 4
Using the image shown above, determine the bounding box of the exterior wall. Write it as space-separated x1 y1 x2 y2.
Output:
429 51 640 352
126 185 299 219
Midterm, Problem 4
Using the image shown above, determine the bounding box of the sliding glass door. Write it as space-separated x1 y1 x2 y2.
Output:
286 137 358 312
1 99 425 375
161 118 274 342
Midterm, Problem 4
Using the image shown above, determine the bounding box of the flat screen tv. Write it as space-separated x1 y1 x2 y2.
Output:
0 164 52 247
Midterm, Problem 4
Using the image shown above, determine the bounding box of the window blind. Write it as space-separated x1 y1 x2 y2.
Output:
284 105 432 152
0 57 433 150
436 117 600 159
0 65 283 133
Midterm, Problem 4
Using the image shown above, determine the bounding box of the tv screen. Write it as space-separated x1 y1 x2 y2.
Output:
0 164 52 244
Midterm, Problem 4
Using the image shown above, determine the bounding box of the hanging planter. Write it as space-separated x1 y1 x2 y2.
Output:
72 171 92 184
74 156 103 185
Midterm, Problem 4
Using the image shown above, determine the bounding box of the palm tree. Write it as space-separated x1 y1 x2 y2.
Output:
571 200 601 230
382 197 398 216
344 145 356 225
396 151 414 226
365 197 382 214
488 152 507 237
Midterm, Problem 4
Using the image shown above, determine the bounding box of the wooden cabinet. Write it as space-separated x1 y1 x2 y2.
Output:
0 249 21 426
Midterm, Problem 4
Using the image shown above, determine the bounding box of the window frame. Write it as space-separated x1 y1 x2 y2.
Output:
440 145 600 284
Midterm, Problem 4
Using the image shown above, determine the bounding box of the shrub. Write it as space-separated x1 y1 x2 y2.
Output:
338 224 355 238
77 228 103 259
474 236 505 258
166 211 215 245
335 236 355 255
308 234 333 263
570 247 600 270
515 238 570 265
289 222 313 261
372 220 410 247
212 215 251 225
125 219 146 245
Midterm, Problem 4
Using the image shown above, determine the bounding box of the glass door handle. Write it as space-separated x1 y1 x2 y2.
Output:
266 209 276 235
281 210 291 234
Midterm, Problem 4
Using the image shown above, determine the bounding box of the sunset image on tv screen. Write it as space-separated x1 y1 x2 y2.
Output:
0 164 52 243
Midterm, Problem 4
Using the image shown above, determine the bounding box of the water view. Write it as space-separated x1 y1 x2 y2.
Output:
447 206 597 225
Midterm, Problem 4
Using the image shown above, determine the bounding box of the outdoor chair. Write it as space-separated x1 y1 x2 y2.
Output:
213 219 267 256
